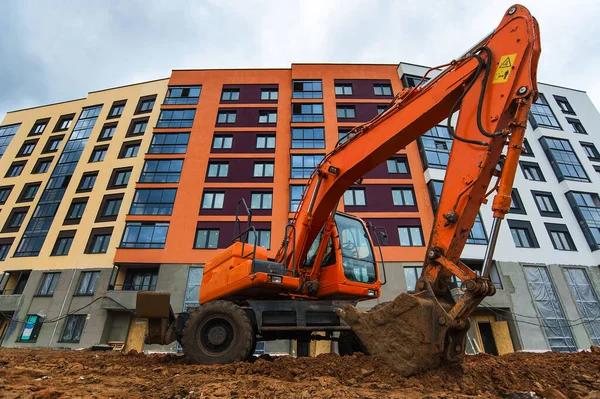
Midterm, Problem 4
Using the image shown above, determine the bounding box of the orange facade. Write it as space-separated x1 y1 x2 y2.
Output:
114 64 434 266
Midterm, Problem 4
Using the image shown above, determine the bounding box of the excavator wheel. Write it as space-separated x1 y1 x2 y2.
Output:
338 301 390 356
181 300 255 364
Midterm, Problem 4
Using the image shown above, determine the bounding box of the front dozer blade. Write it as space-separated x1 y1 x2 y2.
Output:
337 284 467 377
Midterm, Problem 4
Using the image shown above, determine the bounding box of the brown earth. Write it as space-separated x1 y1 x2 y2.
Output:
0 348 599 399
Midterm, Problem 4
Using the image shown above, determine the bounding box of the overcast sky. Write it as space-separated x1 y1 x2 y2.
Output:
1 0 599 121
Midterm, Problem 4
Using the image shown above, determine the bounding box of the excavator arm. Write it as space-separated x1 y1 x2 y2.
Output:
279 4 540 374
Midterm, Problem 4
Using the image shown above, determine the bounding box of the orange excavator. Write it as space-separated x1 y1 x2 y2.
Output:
137 4 540 376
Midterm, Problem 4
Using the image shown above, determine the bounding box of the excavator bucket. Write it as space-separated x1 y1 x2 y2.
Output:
337 283 468 377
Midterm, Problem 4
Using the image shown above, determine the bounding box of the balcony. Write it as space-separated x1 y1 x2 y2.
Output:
101 289 138 312
0 292 23 312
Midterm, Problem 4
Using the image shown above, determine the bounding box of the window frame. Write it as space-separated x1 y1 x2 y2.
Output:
75 271 100 296
343 188 366 206
36 272 61 297
545 223 577 251
201 192 225 209
532 190 561 218
120 222 169 249
507 219 539 248
59 314 87 343
398 226 424 247
253 162 275 178
194 228 220 249
520 161 546 182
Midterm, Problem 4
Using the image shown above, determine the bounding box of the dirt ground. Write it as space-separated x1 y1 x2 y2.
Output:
0 348 599 399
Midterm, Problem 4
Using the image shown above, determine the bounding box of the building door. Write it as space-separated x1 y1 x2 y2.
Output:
478 322 499 355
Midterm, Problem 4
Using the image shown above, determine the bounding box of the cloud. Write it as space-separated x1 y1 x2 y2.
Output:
1 0 599 121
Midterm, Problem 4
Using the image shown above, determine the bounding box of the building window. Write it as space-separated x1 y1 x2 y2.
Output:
256 135 275 149
291 127 325 149
398 226 424 247
466 214 488 245
290 185 305 212
335 84 353 96
247 229 271 249
261 89 278 100
545 223 576 251
343 189 366 206
553 95 575 115
201 192 225 209
291 155 323 178
127 118 148 136
164 86 201 105
0 186 13 205
37 272 60 296
402 75 430 88
520 161 545 181
507 219 539 248
51 233 74 256
532 191 561 217
404 266 423 293
99 197 122 218
529 94 561 129
566 118 587 134
59 315 86 343
140 159 183 183
6 161 26 177
292 80 322 99
387 158 409 174
18 183 41 202
0 242 11 261
123 268 159 291
418 126 453 169
86 229 113 254
19 315 43 342
563 268 600 346
258 111 277 124
157 109 196 128
539 137 589 182
121 222 169 249
43 136 63 153
195 229 219 249
3 207 28 232
29 119 49 136
581 142 600 161
214 109 237 124
108 168 131 189
565 191 600 251
207 162 229 178
510 189 526 215
149 132 189 154
32 157 53 174
523 266 577 352
373 84 393 96
89 146 108 162
377 105 387 114
212 135 232 150
65 199 87 223
251 193 273 209
76 271 100 296
130 188 176 215
17 140 37 157
221 89 240 101
336 105 356 119
77 172 98 192
108 101 126 118
135 96 156 114
392 188 415 206
338 129 354 144
292 103 324 123
119 141 140 158
99 123 117 141
253 162 274 177
0 123 20 158
54 114 74 132
521 138 534 156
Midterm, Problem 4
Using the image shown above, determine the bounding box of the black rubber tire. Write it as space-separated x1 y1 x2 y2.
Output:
338 301 391 356
246 334 258 361
181 300 254 365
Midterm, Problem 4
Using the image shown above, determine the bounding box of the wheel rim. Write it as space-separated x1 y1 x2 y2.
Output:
198 315 235 356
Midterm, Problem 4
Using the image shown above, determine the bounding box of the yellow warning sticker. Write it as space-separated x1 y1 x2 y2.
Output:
492 54 517 84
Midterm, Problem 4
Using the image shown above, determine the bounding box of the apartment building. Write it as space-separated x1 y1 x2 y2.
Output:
0 63 598 356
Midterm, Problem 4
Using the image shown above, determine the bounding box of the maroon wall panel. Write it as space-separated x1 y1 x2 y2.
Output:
337 103 391 123
363 155 411 179
216 107 277 128
200 188 273 216
220 84 278 104
344 184 417 213
334 79 394 100
205 158 274 183
195 221 271 248
361 217 422 247
211 132 276 154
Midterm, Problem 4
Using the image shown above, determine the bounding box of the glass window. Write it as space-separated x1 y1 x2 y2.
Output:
60 315 86 343
532 191 560 217
217 111 236 124
0 186 12 204
221 89 240 101
507 220 538 248
89 147 107 162
466 214 488 245
157 109 196 128
207 162 229 177
290 185 305 212
120 142 140 158
292 80 322 99
292 103 324 122
164 86 201 105
545 223 576 251
402 75 430 88
253 162 274 177
404 266 423 293
55 115 73 131
138 98 155 113
183 267 204 310
0 243 11 261
251 193 273 209
566 118 586 134
261 89 278 100
553 95 575 115
44 136 63 152
398 226 424 246
373 84 393 96
109 103 125 118
418 126 453 169
19 314 43 342
510 188 526 215
0 123 20 158
51 235 73 256
201 192 225 209
520 162 545 181
343 189 366 206
89 233 112 254
76 271 100 295
391 188 415 206
149 133 189 154
37 272 60 296
336 105 356 119
581 142 600 160
18 141 37 156
6 162 25 177
66 201 86 221
335 84 353 96
291 128 325 149
212 135 232 150
565 191 600 251
30 120 47 136
121 222 169 249
258 111 277 123
564 268 600 346
33 158 52 174
130 120 147 135
20 184 40 201
140 159 183 183
529 94 561 129
101 198 122 217
78 173 98 191
112 169 131 187
256 135 276 149
7 210 27 228
521 138 534 156
335 213 376 283
247 229 271 249
539 137 589 182
123 268 159 291
195 229 219 249
291 155 323 178
130 189 176 215
99 124 116 140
